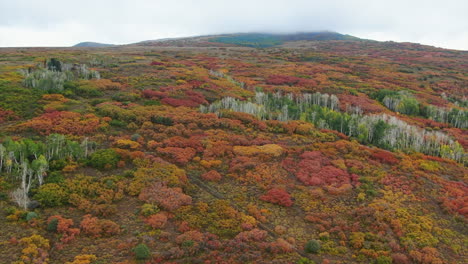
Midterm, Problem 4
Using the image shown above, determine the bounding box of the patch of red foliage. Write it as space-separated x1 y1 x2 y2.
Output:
143 88 207 107
139 182 192 211
283 151 358 187
161 136 204 152
18 111 106 136
440 181 468 217
320 129 349 140
381 174 413 195
47 215 80 244
266 75 301 86
0 108 18 122
339 94 386 113
260 188 293 207
80 214 120 237
142 89 167 99
150 61 165 66
145 213 168 229
371 150 399 165
201 170 222 182
157 147 196 165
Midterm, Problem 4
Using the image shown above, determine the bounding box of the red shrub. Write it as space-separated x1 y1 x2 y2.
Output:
175 230 204 244
371 150 399 165
229 156 257 173
392 253 410 264
139 182 192 211
150 61 164 66
145 213 168 229
234 229 267 242
284 151 355 187
339 94 386 113
47 215 80 243
185 91 207 105
80 214 120 237
157 147 196 165
410 247 443 264
161 97 200 107
201 170 222 182
268 238 294 254
0 108 18 122
162 136 204 152
266 75 301 86
260 188 293 207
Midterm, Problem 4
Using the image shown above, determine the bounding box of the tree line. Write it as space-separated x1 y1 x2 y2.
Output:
201 91 465 163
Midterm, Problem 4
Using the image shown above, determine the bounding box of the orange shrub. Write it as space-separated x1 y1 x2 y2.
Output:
139 182 192 211
80 214 120 237
47 215 80 244
145 213 168 229
201 170 222 182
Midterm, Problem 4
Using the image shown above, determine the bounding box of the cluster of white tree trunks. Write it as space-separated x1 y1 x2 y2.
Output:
201 92 465 163
424 105 467 129
201 91 339 121
0 135 93 209
20 62 100 92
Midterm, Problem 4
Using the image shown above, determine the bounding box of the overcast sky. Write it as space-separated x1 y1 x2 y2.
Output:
0 0 467 50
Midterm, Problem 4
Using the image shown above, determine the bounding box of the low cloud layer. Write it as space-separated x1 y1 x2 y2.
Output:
0 0 466 50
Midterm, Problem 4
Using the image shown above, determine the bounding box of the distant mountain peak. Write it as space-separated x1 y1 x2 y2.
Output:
73 42 116 48
207 32 360 47
135 31 361 48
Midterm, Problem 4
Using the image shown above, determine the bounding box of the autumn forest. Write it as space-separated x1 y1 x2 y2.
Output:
0 35 466 264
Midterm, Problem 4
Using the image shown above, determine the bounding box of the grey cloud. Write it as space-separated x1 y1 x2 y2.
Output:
0 0 466 49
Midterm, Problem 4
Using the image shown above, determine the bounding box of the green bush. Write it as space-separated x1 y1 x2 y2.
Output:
33 183 67 207
110 119 127 127
65 81 102 98
305 239 321 254
140 204 160 217
133 243 151 260
4 206 17 216
90 98 107 106
143 100 161 106
88 149 120 170
297 258 316 264
25 212 39 221
47 217 59 232
181 240 195 248
49 159 67 171
375 256 392 264
45 171 65 184
150 116 173 126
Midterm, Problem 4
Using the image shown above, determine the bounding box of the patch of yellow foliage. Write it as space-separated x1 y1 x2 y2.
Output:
233 144 283 157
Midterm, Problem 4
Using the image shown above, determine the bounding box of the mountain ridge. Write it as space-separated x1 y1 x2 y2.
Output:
73 31 359 48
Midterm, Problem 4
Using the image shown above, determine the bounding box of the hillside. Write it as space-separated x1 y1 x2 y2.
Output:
0 37 466 264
